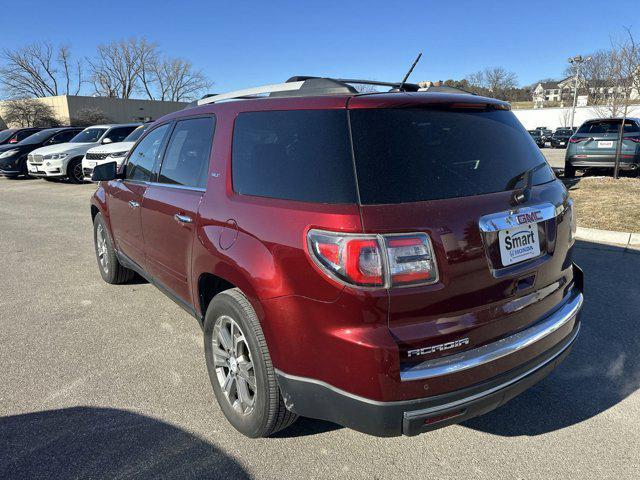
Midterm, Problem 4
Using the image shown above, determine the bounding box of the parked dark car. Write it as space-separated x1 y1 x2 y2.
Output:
565 118 640 177
551 128 574 148
0 127 44 146
90 77 583 438
535 127 553 147
0 127 83 178
528 129 545 148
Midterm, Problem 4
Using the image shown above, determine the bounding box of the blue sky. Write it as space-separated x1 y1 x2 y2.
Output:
4 0 639 94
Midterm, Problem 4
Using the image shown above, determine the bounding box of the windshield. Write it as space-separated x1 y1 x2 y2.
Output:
0 130 16 143
18 129 56 145
350 108 555 204
70 128 107 143
124 124 148 142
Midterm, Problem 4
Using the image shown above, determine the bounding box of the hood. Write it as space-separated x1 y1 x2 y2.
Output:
0 143 22 153
30 142 96 156
86 141 135 155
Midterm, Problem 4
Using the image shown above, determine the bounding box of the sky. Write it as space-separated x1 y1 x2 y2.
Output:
2 0 639 95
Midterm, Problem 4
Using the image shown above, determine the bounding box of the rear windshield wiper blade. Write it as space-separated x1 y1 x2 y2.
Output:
507 162 548 205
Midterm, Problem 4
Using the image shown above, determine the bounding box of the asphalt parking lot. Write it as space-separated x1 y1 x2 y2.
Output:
541 147 565 169
1 177 638 480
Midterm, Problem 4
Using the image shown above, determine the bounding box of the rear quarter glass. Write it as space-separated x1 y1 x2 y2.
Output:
231 110 357 203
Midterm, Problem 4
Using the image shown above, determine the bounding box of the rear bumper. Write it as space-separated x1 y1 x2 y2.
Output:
0 169 21 177
276 288 583 437
567 155 639 169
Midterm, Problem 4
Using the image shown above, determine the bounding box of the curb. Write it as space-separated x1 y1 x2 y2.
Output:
576 226 640 250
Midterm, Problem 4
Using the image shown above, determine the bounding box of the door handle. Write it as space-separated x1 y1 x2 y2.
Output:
128 200 139 208
174 214 193 224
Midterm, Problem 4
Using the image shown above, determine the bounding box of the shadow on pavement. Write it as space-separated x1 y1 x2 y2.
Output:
272 416 342 438
464 239 640 436
0 407 251 479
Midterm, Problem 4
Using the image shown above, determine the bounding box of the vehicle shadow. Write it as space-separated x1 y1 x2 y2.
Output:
464 239 640 436
0 406 251 479
272 416 343 438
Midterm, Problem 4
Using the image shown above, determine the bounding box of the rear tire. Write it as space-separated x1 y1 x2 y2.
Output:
93 213 135 284
67 157 84 184
564 163 576 178
204 288 297 437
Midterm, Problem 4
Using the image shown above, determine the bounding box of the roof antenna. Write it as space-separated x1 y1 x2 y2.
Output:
398 52 422 91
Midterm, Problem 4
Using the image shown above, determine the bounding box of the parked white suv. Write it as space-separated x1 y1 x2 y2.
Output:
27 123 140 183
82 124 149 181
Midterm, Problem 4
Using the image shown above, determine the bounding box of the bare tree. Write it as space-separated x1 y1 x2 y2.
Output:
0 42 83 98
71 107 113 127
139 56 212 101
465 67 519 100
89 39 157 98
0 98 59 127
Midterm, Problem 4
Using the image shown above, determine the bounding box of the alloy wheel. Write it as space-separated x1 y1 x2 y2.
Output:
212 315 256 415
96 224 109 273
72 162 84 183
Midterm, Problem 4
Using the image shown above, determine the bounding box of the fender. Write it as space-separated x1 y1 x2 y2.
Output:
90 185 115 242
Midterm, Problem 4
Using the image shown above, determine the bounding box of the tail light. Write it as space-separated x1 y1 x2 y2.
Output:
307 230 438 288
568 137 590 143
625 136 640 143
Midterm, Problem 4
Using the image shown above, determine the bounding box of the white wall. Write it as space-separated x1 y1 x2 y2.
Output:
512 105 640 130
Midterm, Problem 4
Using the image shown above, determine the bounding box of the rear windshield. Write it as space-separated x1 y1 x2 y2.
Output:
577 120 639 134
350 108 554 204
555 129 573 135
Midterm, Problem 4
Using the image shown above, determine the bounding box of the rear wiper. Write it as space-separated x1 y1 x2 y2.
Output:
508 162 548 205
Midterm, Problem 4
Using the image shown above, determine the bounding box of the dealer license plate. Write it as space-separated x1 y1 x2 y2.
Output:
498 223 541 266
598 141 613 148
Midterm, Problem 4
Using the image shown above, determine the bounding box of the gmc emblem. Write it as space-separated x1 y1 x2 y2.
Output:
516 211 542 224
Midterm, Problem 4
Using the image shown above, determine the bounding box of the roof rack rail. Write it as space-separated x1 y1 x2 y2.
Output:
197 81 306 106
191 76 461 107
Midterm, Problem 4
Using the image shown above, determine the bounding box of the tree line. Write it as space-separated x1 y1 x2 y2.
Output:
434 67 532 102
0 38 212 102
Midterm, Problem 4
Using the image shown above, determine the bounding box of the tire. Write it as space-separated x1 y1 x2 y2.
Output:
204 288 297 437
564 163 576 178
67 157 85 184
93 213 135 284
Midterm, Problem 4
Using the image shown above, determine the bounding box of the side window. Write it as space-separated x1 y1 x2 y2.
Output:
126 124 171 182
106 126 137 143
232 111 356 203
158 117 215 189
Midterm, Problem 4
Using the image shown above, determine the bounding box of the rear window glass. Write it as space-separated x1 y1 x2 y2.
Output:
350 108 554 204
577 120 639 134
232 110 357 203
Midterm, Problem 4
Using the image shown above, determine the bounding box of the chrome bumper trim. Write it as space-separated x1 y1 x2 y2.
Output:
400 291 583 382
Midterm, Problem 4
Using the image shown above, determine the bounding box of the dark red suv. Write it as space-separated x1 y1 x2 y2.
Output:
90 77 583 438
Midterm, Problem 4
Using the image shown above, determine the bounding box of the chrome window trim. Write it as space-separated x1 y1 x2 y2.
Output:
146 181 205 192
478 202 561 232
400 290 583 382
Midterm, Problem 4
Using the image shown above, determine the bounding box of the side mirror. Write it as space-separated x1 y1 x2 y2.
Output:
102 137 113 144
92 161 120 182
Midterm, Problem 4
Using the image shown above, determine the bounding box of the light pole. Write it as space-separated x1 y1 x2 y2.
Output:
568 55 591 129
